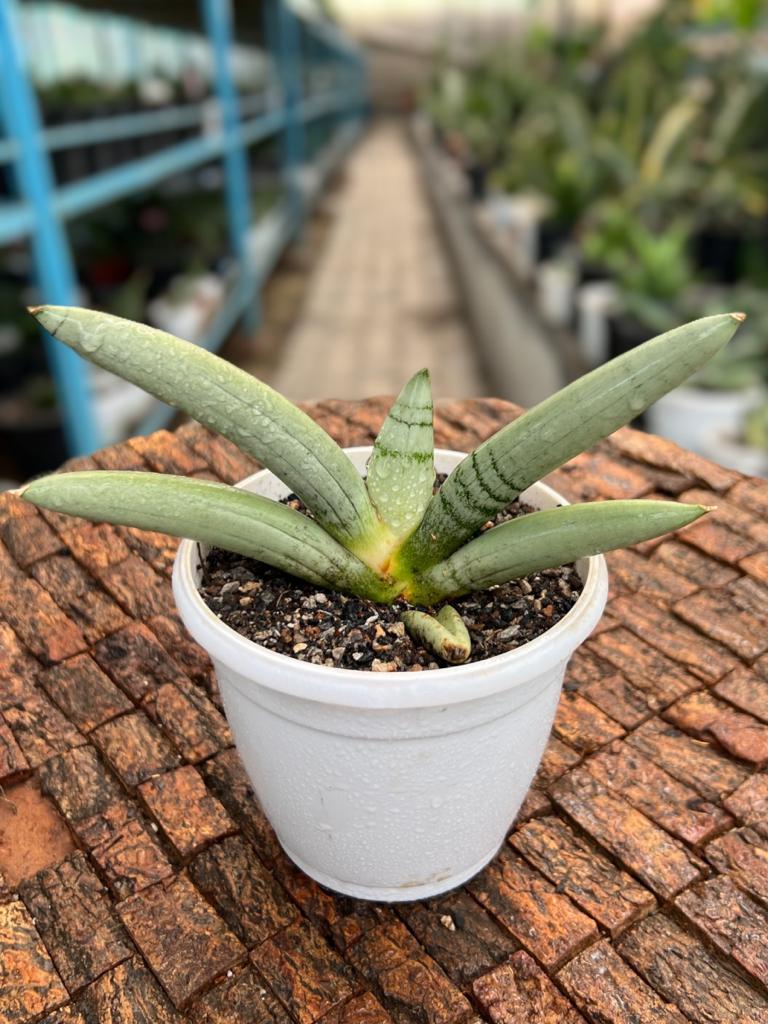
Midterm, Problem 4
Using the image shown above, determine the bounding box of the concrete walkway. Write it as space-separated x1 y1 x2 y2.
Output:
270 121 486 402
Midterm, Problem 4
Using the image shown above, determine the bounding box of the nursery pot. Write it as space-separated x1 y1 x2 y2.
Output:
173 448 608 901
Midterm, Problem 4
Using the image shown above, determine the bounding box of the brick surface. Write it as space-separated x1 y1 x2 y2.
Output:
584 741 733 845
468 849 598 970
32 554 129 644
0 899 68 1021
345 920 471 1024
705 827 768 903
617 913 768 1024
675 874 768 987
472 951 585 1024
397 891 517 988
550 767 702 898
663 690 768 765
118 873 246 1008
18 851 133 993
252 919 358 1024
92 710 180 788
4 387 768 1024
37 654 132 732
139 765 234 857
509 815 655 936
558 940 687 1024
188 835 297 947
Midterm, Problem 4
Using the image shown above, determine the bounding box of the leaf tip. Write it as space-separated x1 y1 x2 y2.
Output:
730 311 747 323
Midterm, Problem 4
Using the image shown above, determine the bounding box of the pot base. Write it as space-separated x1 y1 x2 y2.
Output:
280 840 502 903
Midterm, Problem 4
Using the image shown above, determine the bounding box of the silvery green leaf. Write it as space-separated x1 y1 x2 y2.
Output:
366 369 434 541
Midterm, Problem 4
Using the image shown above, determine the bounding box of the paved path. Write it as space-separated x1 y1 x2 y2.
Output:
270 120 486 402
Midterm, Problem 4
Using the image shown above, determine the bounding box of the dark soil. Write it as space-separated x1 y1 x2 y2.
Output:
198 484 584 671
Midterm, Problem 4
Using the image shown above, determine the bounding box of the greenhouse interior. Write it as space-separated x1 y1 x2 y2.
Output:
2 3 768 1024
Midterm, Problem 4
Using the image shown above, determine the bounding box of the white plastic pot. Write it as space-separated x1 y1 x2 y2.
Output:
173 448 608 901
647 385 765 458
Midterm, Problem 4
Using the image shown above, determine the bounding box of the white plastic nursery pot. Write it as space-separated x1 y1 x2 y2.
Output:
647 384 765 458
173 448 608 902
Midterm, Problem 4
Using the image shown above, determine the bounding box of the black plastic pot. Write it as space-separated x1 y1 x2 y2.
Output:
537 219 572 262
465 163 489 202
692 228 744 284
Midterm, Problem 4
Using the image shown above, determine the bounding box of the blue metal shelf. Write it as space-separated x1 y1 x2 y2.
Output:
0 0 366 457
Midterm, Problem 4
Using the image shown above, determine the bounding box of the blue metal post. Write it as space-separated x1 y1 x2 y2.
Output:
0 0 99 456
266 0 304 228
198 0 257 329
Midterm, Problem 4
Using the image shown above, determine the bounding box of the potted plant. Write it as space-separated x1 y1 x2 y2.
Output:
21 305 743 900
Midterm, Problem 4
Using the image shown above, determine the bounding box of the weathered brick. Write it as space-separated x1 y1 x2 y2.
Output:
550 767 702 899
79 956 183 1024
188 964 292 1024
139 765 234 858
608 426 740 491
0 716 30 784
0 573 86 665
605 548 697 603
587 628 696 707
679 516 760 563
92 439 148 471
627 718 748 802
152 680 231 762
558 939 687 1024
75 801 174 899
119 525 179 577
31 555 129 644
728 574 768 618
92 711 180 788
664 691 768 765
468 849 598 970
715 665 768 723
653 538 740 587
200 748 282 865
318 992 394 1024
18 851 133 993
128 430 209 475
728 476 768 517
149 613 214 688
397 891 517 988
608 594 738 683
345 919 470 1024
557 451 652 501
57 519 132 575
675 874 768 988
1 507 63 567
534 736 581 788
673 588 767 661
724 773 768 826
565 650 654 727
97 554 176 620
706 827 768 903
0 899 68 1021
119 873 246 1008
4 693 85 767
472 951 585 1024
0 619 38 709
39 745 123 824
510 815 655 936
514 787 552 822
178 425 260 485
740 550 768 584
93 622 189 703
680 486 768 544
253 919 358 1024
552 692 624 753
189 835 297 947
617 912 768 1024
37 655 132 733
584 741 733 845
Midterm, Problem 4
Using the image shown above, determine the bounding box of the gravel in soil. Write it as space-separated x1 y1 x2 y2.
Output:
198 488 584 672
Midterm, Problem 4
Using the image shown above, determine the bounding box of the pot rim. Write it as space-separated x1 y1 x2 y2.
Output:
172 447 609 708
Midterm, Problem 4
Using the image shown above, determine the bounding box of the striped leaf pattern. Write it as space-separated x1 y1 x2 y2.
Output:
28 306 381 558
398 313 744 573
366 369 435 542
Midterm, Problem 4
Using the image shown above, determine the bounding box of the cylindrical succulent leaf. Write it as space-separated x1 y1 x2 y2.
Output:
21 471 398 603
398 313 745 573
366 369 435 542
406 500 710 605
28 306 382 558
401 605 471 664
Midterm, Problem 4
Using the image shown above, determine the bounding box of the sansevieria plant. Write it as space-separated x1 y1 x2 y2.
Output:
21 307 744 663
